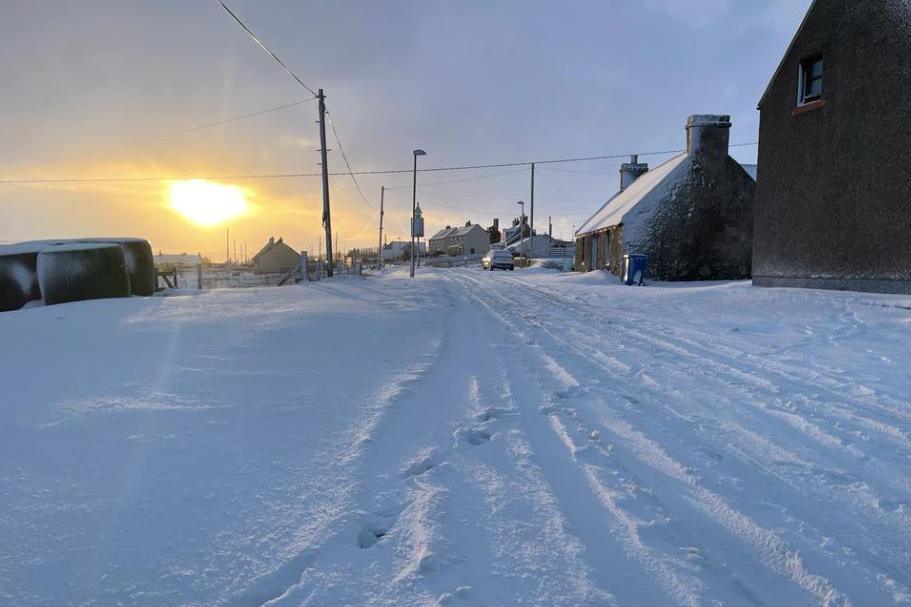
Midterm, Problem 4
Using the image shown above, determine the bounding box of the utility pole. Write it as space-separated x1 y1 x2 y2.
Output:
233 239 237 265
317 89 334 277
530 162 535 258
226 228 230 265
377 185 385 269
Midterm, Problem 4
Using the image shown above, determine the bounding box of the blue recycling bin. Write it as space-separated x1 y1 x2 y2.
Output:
623 254 648 285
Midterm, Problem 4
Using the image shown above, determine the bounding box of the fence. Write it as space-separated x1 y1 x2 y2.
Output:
426 254 484 268
156 260 363 291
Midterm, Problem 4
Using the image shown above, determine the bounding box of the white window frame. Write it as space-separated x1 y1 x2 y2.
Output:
797 56 823 106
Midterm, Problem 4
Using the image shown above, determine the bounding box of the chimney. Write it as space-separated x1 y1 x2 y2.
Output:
493 218 499 231
269 236 275 245
619 154 649 191
685 114 731 156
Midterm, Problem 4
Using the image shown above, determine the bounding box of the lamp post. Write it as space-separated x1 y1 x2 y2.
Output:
410 149 426 278
516 200 525 255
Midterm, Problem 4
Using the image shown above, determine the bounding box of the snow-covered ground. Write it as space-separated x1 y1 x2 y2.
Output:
2 267 910 606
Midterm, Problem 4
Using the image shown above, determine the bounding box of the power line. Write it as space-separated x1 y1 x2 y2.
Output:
325 109 374 209
0 142 758 185
385 167 529 190
216 1 318 96
0 97 317 175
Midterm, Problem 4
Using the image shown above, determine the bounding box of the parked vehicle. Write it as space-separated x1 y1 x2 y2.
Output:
482 250 515 271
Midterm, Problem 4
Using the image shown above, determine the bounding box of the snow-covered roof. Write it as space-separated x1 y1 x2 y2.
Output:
575 153 688 237
453 224 482 237
504 234 568 252
429 227 457 241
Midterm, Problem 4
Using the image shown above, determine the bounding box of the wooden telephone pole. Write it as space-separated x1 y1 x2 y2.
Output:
529 162 535 257
318 89 334 277
377 185 385 269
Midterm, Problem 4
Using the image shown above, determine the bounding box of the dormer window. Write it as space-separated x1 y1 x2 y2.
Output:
798 56 823 105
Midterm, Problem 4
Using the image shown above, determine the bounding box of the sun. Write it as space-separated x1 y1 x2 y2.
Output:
168 180 249 228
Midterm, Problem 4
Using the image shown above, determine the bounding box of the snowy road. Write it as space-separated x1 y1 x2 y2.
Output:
2 267 910 606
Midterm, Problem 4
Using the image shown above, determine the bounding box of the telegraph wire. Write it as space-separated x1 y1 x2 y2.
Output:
0 142 758 185
325 109 374 209
216 1 318 97
385 167 530 190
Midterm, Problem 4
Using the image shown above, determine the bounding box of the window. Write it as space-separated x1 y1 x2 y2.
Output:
798 55 823 105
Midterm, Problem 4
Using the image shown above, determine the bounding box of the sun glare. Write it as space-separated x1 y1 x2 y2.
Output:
168 180 249 228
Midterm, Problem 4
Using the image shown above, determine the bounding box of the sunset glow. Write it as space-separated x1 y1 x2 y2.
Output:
168 180 249 228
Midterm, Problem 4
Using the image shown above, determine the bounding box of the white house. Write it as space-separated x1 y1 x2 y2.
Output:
429 222 490 257
154 252 203 269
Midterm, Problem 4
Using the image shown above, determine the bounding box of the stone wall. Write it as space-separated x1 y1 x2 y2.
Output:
754 0 911 293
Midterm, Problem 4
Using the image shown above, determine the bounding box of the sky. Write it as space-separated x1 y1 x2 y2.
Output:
0 0 813 260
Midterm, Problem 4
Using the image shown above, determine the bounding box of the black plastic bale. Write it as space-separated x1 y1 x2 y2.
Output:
0 245 44 312
76 238 155 296
37 243 131 306
18 237 155 296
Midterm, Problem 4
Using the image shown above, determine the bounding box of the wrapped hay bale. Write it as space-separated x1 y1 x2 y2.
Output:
37 243 131 306
19 237 155 296
0 244 46 312
75 238 155 296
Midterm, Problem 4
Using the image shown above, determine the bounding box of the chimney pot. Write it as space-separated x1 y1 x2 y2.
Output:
619 156 649 191
685 114 731 156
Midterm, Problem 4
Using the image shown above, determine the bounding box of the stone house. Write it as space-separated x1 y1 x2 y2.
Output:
251 236 300 273
753 0 911 293
574 115 756 280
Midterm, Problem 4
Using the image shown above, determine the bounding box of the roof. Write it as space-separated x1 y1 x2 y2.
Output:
252 237 296 262
575 152 688 237
757 0 818 109
429 227 458 241
453 224 483 237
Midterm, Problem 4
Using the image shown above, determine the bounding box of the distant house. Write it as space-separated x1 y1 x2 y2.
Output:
429 222 490 257
382 240 425 262
753 0 911 294
154 252 203 269
505 234 573 257
574 115 756 280
251 236 300 273
500 215 531 247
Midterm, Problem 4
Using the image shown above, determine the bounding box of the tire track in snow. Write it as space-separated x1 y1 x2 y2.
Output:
454 272 707 605
477 270 911 600
501 274 911 493
451 269 853 605
509 275 911 448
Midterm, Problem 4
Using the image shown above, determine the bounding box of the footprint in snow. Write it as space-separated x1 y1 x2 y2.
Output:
401 452 439 479
454 426 492 446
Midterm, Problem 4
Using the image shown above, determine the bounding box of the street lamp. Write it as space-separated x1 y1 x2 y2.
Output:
410 149 426 278
516 200 525 255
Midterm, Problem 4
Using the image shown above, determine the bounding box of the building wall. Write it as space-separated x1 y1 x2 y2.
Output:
460 227 491 256
639 156 755 280
754 0 911 293
254 243 300 273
